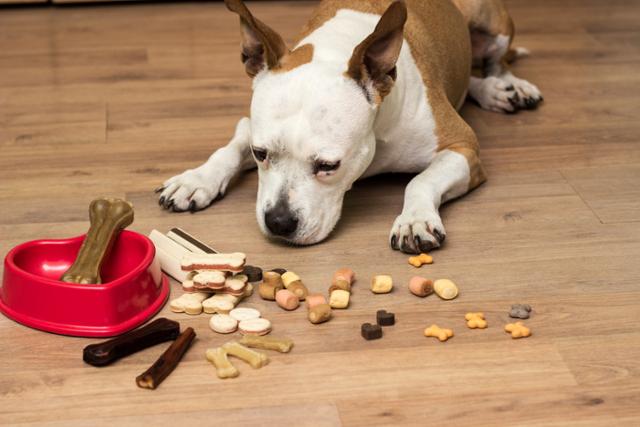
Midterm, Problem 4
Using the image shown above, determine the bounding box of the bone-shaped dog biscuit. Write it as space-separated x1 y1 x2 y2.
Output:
206 348 239 379
181 252 246 273
222 341 269 368
424 324 454 342
505 321 531 339
169 292 210 314
61 198 134 284
192 270 227 289
465 312 488 329
238 335 294 353
408 253 433 268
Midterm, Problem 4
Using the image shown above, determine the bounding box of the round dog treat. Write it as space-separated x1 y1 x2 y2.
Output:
275 289 300 310
209 314 238 334
329 289 350 309
229 307 261 322
308 304 332 324
259 280 283 301
305 293 327 310
333 268 355 285
242 265 263 282
270 268 287 275
239 318 272 336
409 276 434 297
288 281 308 301
433 279 459 300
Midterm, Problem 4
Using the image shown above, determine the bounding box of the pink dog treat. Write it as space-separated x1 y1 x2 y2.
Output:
276 289 300 311
305 293 327 310
409 276 434 297
332 268 355 286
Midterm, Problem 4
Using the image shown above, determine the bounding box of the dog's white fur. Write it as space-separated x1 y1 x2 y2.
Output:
159 2 541 253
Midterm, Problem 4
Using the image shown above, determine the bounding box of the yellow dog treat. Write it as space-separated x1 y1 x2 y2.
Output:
408 253 433 268
259 271 284 301
371 275 393 294
222 341 269 368
433 279 459 300
239 335 294 353
424 324 454 342
282 271 309 301
329 289 350 309
205 348 239 379
329 279 351 293
465 312 487 329
505 322 531 339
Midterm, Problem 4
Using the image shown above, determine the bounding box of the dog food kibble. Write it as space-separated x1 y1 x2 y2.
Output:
308 303 332 324
209 314 239 334
465 312 487 329
371 275 393 294
433 279 459 300
281 271 309 301
361 323 383 340
333 268 355 285
305 293 327 310
239 335 294 353
424 324 454 342
329 289 350 309
376 310 395 326
509 304 532 319
275 289 299 310
505 322 531 339
259 271 284 301
270 268 287 275
238 318 272 336
408 253 433 268
409 276 434 297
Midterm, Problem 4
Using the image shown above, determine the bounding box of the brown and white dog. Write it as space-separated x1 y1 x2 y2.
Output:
157 0 542 254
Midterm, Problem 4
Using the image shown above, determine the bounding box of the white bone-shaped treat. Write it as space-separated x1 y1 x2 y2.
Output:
181 252 246 273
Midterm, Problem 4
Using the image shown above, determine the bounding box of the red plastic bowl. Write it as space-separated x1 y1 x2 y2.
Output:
0 231 169 337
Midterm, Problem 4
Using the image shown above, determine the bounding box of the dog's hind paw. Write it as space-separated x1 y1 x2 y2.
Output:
157 168 227 213
499 73 543 110
389 212 446 254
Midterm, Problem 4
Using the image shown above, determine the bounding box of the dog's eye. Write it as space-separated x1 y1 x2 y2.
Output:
314 160 341 174
251 146 267 162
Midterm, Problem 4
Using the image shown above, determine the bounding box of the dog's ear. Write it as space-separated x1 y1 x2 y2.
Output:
225 0 288 78
346 1 407 102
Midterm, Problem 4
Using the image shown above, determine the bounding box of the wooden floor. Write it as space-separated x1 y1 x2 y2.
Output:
1 0 640 425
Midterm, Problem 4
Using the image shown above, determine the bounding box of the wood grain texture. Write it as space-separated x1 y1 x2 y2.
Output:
1 1 639 426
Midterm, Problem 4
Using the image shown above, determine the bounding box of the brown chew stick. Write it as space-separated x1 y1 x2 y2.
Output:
136 327 196 390
83 318 180 367
61 198 134 284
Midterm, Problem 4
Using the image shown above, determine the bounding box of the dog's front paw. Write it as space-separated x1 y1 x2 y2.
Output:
474 76 520 114
156 168 227 213
500 74 543 110
389 212 446 254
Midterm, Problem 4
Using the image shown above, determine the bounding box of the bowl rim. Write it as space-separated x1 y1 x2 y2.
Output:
4 230 156 289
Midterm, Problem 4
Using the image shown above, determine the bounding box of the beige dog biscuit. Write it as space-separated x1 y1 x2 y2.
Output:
371 275 393 294
193 270 227 289
238 335 294 353
434 279 459 300
209 314 239 334
259 271 285 300
222 341 269 368
169 292 209 314
206 348 239 379
202 293 238 314
229 307 261 322
329 289 350 309
181 252 246 273
238 318 272 336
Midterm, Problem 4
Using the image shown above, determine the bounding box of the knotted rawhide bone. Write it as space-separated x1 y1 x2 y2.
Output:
136 327 196 390
83 318 180 367
61 198 134 284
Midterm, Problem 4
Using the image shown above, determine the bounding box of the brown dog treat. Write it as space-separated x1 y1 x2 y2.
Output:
83 318 180 367
61 198 134 284
270 268 287 275
263 271 284 286
288 281 309 301
242 265 263 282
409 276 434 297
308 304 332 324
275 289 299 310
329 279 351 293
136 327 196 390
361 323 382 340
259 281 283 301
509 304 532 319
376 310 395 326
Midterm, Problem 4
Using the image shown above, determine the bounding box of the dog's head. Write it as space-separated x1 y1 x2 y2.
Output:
225 0 407 245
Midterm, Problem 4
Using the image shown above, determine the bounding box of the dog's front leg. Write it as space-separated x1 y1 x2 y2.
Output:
157 117 255 212
389 150 475 254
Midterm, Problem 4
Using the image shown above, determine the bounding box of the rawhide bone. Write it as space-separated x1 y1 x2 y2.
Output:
238 335 294 353
181 252 246 273
61 198 134 284
83 318 180 367
136 327 196 390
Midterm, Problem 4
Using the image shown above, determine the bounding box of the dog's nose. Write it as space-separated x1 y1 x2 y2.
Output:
265 203 298 237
